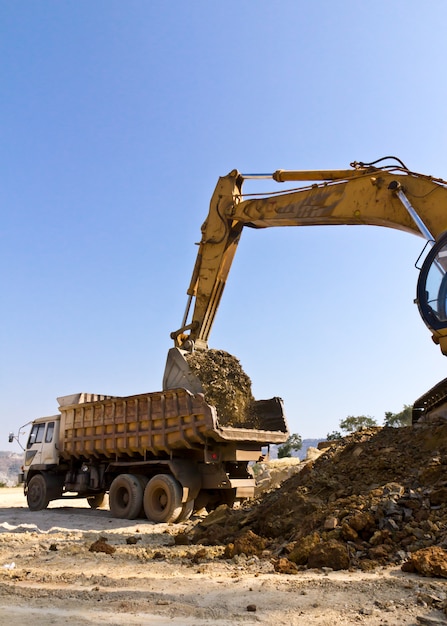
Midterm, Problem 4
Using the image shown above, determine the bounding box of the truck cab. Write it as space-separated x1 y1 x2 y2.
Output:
23 415 60 478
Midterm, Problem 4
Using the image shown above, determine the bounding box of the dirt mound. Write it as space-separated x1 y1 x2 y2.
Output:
186 349 256 426
192 420 447 571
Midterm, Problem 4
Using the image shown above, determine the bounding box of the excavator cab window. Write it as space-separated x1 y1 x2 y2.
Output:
417 232 447 330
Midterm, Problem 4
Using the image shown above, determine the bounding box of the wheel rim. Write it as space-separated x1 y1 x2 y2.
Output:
117 487 130 508
152 487 168 513
29 483 41 506
27 475 48 510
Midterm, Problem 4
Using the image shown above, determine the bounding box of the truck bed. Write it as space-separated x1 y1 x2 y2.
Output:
58 388 288 460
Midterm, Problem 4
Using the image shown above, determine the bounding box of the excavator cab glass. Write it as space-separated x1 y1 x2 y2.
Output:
417 232 447 331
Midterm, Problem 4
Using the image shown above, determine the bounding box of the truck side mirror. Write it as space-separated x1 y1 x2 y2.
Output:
8 433 14 443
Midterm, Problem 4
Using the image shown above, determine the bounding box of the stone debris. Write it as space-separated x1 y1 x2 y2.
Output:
416 616 447 625
252 457 302 496
190 419 447 573
89 537 116 554
402 546 447 578
125 536 141 545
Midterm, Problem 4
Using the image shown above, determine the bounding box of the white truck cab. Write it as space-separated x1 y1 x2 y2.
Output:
24 415 60 476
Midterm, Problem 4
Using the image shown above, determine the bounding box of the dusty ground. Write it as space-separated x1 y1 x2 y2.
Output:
1 488 447 625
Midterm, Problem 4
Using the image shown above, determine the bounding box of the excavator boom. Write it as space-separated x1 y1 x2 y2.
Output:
163 158 447 407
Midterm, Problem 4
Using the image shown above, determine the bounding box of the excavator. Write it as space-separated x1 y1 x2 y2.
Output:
162 156 447 424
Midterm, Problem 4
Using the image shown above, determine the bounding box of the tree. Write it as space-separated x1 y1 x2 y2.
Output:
326 430 342 440
339 415 378 433
277 433 302 458
383 404 412 427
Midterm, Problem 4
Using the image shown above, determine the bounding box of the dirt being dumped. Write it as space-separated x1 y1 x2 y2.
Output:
186 349 256 426
192 419 447 575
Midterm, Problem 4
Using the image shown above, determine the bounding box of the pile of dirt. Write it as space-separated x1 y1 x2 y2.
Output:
186 349 256 426
191 419 447 572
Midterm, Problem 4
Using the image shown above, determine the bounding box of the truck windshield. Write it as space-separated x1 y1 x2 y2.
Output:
27 423 45 448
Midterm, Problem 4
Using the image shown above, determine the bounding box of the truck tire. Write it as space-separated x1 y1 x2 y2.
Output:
143 474 183 523
27 474 50 511
87 493 106 509
109 474 144 519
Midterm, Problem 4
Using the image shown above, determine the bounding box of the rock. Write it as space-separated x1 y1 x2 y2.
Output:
305 447 323 462
340 522 359 542
383 482 405 497
348 511 375 532
126 536 141 545
198 504 233 528
323 516 338 530
402 546 447 578
369 530 386 546
368 544 391 561
191 548 207 564
430 487 447 506
416 591 444 607
273 558 298 574
288 533 321 566
246 604 257 612
89 538 116 554
416 616 447 625
224 530 267 558
254 458 302 495
307 540 350 571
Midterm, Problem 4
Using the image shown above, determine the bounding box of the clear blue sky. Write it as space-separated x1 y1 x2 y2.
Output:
2 1 447 451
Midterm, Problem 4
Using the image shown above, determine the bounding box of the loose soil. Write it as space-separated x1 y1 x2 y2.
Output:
193 420 447 573
1 484 447 625
186 349 256 426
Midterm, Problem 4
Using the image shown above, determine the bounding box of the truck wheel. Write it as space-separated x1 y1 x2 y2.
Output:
27 474 50 511
87 493 106 509
144 474 183 523
109 474 144 519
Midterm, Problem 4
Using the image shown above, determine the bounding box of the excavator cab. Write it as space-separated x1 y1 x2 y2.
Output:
417 231 447 353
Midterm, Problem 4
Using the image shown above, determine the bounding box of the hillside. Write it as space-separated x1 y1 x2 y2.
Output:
0 451 22 487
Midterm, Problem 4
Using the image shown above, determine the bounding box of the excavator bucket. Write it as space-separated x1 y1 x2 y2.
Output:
163 347 204 394
162 347 288 433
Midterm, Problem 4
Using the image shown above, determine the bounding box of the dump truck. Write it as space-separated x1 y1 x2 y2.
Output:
18 389 287 521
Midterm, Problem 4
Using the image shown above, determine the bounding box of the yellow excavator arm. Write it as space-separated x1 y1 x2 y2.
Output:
169 158 447 358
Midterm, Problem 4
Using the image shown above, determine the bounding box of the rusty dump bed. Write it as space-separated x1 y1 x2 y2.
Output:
58 388 288 460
